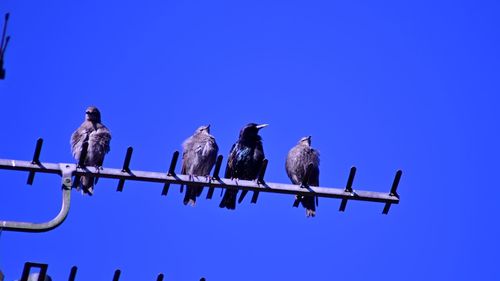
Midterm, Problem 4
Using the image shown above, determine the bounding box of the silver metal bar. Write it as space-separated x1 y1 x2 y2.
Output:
0 188 71 232
0 158 399 204
0 163 73 232
0 159 61 174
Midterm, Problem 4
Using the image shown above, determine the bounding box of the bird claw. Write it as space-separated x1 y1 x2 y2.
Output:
94 165 103 185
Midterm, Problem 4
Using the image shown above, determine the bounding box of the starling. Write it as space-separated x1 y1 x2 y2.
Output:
181 125 219 206
219 123 268 210
286 136 320 217
70 106 111 195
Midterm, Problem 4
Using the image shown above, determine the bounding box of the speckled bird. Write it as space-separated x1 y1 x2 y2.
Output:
70 106 111 195
286 136 320 217
181 125 219 206
219 123 268 210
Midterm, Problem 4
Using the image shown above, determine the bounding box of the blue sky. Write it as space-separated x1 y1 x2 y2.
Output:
1 0 499 280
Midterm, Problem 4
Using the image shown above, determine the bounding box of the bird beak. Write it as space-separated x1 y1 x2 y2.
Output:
307 136 312 140
256 124 269 130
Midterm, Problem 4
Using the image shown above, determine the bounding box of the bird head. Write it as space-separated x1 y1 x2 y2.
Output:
239 123 268 140
195 124 211 134
298 136 312 146
85 106 101 123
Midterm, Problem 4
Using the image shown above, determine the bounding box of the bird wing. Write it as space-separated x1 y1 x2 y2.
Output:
70 123 91 161
285 145 302 184
308 148 320 186
201 136 218 158
181 136 194 175
199 137 219 174
224 143 237 178
87 125 111 166
253 141 265 164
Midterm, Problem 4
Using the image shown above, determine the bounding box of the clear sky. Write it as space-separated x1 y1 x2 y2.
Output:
0 0 499 280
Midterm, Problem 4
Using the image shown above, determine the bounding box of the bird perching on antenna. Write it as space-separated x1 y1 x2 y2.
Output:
0 13 10 80
286 136 320 217
220 123 268 210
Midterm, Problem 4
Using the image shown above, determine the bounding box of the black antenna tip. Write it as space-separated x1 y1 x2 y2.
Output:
5 13 9 20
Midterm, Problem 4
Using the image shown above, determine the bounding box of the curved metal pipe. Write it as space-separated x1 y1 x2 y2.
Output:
0 188 71 232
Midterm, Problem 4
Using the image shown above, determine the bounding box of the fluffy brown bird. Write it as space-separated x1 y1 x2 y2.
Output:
286 136 320 217
70 106 111 195
181 125 218 206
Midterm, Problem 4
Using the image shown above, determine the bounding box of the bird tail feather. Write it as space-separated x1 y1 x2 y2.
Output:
80 176 95 196
183 185 200 206
302 196 316 217
219 189 237 210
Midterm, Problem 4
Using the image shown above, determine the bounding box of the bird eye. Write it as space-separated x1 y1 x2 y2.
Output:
85 111 91 114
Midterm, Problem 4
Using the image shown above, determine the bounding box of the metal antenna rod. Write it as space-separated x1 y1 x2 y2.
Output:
20 262 48 281
382 170 402 214
0 13 9 79
27 138 43 185
68 266 78 281
1 36 9 57
112 270 121 281
117 147 133 192
339 166 356 212
0 13 9 54
0 158 400 202
0 141 401 233
161 151 179 196
206 155 223 199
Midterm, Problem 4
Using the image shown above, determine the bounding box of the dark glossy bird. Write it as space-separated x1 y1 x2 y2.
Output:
286 136 320 217
181 125 219 206
70 106 111 195
219 123 268 210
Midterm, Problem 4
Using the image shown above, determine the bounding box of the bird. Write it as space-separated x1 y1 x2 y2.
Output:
219 123 268 210
70 106 111 195
180 125 219 206
285 136 320 217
